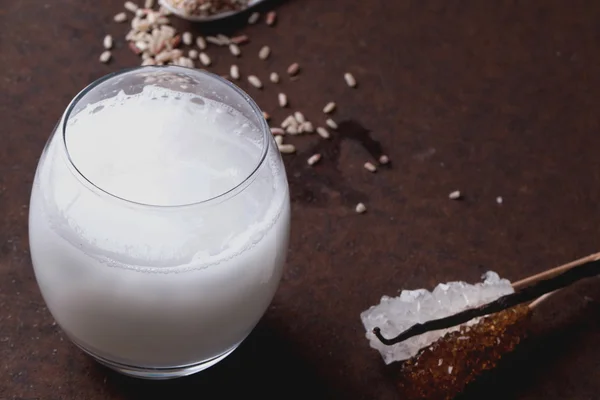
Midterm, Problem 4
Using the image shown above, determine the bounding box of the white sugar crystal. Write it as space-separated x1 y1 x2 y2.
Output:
360 271 513 364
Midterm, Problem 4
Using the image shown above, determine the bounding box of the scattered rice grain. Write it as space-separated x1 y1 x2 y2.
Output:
229 43 241 57
323 102 336 114
99 51 112 63
114 12 128 22
147 11 158 24
281 115 297 128
248 12 260 24
231 35 249 45
182 32 193 45
178 57 194 68
168 34 181 49
103 34 113 50
326 118 338 129
379 155 390 165
449 190 462 200
131 17 150 32
248 75 262 88
124 1 138 13
206 36 225 46
287 62 300 76
364 162 377 172
270 72 280 83
278 93 288 107
155 50 171 63
135 40 149 51
278 144 296 154
217 34 230 44
128 41 142 54
301 122 314 133
259 46 271 60
307 154 322 166
266 11 277 26
344 72 357 87
196 36 207 50
355 203 367 214
199 52 211 66
230 64 240 80
317 127 330 139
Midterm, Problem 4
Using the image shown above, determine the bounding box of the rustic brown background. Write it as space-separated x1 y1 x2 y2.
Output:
1 0 600 399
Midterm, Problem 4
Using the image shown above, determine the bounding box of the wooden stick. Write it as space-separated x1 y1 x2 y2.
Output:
516 253 600 308
512 252 600 290
528 290 558 310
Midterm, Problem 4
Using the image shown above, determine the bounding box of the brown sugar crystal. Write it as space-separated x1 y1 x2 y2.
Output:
397 305 531 400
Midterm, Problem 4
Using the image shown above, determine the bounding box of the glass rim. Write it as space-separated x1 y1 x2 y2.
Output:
61 66 271 209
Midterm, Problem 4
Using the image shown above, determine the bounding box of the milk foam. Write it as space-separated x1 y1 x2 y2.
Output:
66 88 261 206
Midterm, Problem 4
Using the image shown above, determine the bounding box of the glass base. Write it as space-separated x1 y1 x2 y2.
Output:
76 342 240 380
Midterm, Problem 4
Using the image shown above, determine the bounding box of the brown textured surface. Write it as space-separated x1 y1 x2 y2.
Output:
398 305 531 400
1 0 600 399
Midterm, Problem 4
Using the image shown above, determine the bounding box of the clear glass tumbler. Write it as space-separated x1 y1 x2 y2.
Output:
28 66 290 379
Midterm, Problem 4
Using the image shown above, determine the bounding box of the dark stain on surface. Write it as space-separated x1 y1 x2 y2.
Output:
286 120 388 207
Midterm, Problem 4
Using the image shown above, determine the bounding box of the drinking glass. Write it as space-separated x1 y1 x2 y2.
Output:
28 66 290 379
